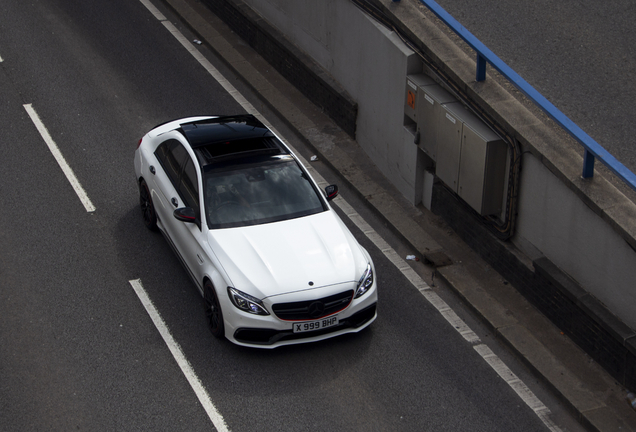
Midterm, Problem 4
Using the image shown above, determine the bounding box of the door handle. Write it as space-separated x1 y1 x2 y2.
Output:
171 197 178 207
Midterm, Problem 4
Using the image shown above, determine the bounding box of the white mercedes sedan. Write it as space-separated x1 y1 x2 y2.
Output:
134 115 377 348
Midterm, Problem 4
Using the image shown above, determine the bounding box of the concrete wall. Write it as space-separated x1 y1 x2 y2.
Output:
241 0 636 332
516 157 636 324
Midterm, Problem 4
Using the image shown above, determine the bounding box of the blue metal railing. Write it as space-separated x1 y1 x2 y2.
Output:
406 0 636 191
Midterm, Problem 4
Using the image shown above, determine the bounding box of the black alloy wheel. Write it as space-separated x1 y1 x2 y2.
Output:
204 281 225 339
139 179 158 231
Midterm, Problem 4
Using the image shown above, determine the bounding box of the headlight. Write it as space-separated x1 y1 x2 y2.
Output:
227 287 270 315
355 263 374 298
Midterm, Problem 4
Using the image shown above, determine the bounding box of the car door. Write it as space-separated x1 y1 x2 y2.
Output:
172 155 210 289
152 138 208 289
152 138 187 235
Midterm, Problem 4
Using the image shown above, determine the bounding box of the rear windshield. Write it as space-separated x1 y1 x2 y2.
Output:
204 159 326 229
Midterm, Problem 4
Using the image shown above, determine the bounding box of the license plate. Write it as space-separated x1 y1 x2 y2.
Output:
293 316 339 333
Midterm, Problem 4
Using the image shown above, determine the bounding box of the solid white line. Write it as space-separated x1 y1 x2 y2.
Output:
161 21 256 114
138 3 561 429
138 0 167 21
23 104 96 212
129 279 230 432
474 344 561 432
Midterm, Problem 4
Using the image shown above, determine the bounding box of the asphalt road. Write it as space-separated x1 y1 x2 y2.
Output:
0 0 584 430
431 0 636 175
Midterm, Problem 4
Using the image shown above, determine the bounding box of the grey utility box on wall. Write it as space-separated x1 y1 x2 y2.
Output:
436 102 508 216
404 74 434 122
405 74 456 160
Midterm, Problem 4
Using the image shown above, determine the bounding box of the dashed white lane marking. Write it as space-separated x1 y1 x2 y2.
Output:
137 1 562 430
129 279 230 432
23 104 96 212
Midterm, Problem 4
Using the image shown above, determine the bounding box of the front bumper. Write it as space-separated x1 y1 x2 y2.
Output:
222 281 378 348
234 303 377 346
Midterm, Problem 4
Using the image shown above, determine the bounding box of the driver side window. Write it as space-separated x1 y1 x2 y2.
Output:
155 139 201 228
180 157 200 217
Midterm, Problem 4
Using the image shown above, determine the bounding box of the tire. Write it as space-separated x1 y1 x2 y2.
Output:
204 281 225 339
139 179 158 231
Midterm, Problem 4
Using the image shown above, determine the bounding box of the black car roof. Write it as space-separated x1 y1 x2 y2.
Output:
179 115 290 166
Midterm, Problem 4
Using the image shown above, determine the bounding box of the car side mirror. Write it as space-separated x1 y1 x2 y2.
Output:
174 207 197 223
325 184 338 201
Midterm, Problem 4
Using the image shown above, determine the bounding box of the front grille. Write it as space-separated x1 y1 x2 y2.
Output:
272 290 354 321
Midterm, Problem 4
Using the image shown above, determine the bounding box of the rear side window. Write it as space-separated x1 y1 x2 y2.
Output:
155 139 189 187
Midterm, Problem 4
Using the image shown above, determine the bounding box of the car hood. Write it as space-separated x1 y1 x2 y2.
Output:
207 211 368 299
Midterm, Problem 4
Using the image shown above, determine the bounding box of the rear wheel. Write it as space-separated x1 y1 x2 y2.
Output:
139 179 158 231
204 281 225 339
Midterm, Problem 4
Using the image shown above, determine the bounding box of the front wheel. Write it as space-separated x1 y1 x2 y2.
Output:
204 281 225 339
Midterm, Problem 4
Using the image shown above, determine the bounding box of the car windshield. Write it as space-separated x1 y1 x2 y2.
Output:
204 158 326 229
